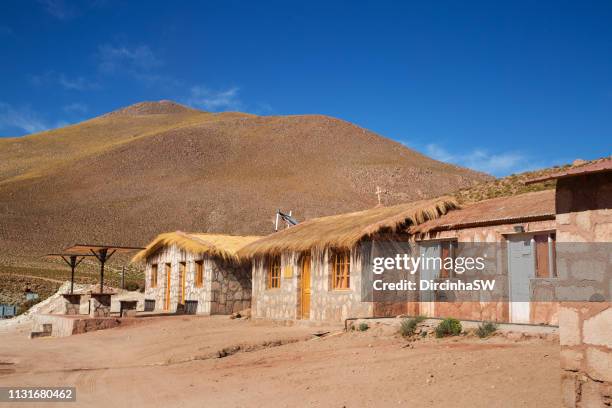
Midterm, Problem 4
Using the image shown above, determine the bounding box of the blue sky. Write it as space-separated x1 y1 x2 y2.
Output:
1 0 611 176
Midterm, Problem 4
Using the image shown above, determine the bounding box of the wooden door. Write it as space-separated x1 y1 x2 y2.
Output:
164 263 172 311
301 255 311 319
179 262 186 304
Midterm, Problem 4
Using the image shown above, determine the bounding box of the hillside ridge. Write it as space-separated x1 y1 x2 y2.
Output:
0 100 491 268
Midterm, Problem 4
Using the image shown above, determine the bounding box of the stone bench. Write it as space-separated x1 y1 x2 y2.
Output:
61 294 82 315
119 300 138 317
89 293 112 318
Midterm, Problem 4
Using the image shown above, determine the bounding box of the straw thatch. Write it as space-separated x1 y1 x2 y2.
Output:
132 232 262 263
238 197 458 258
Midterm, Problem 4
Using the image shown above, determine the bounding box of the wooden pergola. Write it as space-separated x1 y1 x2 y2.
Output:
46 253 96 294
63 244 144 294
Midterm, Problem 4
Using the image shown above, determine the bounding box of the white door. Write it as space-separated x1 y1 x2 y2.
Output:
419 244 440 317
507 236 535 323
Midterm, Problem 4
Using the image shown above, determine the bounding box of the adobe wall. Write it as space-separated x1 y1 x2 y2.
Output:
144 245 251 314
556 173 612 407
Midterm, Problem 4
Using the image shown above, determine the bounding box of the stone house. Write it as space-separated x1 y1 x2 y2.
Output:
242 183 605 327
238 197 459 322
525 158 611 407
133 232 261 314
410 189 560 325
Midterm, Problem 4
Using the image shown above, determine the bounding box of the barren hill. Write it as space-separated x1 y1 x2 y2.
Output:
0 101 491 267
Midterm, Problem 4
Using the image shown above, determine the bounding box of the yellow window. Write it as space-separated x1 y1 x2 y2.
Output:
267 255 281 289
195 260 204 288
151 264 158 288
331 250 350 290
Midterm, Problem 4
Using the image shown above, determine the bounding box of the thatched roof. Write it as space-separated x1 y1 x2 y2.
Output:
238 197 458 258
132 232 262 263
411 190 555 233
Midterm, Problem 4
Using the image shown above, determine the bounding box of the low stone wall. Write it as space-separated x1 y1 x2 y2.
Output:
31 314 122 337
559 303 611 407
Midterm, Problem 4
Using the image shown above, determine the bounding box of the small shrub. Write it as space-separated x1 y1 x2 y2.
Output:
357 322 369 331
435 318 462 338
399 315 426 337
476 321 498 338
124 281 140 291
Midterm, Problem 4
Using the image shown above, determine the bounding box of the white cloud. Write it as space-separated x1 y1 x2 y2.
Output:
29 72 99 91
97 44 162 73
58 75 99 91
0 103 49 134
63 103 88 114
185 86 242 111
423 143 529 176
39 0 77 20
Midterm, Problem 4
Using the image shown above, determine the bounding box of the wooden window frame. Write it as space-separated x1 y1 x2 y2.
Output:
151 264 158 288
195 260 204 288
534 232 557 278
267 255 281 289
330 249 351 290
439 240 457 279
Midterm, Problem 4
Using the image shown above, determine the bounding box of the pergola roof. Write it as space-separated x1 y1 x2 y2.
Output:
64 244 145 253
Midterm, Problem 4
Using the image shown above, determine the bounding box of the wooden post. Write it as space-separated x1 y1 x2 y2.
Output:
70 256 76 295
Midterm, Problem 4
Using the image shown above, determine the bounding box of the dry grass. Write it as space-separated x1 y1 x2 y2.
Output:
239 197 457 257
132 231 262 263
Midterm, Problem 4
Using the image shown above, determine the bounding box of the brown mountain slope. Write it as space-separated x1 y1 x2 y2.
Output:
0 101 491 267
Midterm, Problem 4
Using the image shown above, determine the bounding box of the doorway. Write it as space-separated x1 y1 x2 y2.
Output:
507 235 535 323
300 254 311 319
164 263 172 311
179 262 186 305
419 243 440 317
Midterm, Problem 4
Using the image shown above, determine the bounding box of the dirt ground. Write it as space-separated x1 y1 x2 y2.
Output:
0 316 561 408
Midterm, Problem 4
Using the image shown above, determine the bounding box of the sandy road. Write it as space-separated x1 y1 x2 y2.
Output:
0 316 561 408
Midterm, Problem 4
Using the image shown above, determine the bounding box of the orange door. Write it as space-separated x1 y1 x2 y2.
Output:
179 262 186 304
164 263 172 310
301 255 311 319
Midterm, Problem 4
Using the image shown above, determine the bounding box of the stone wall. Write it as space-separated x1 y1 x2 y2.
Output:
251 253 300 320
252 247 372 323
144 244 251 315
210 259 251 314
556 173 612 407
310 248 372 322
559 303 611 407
